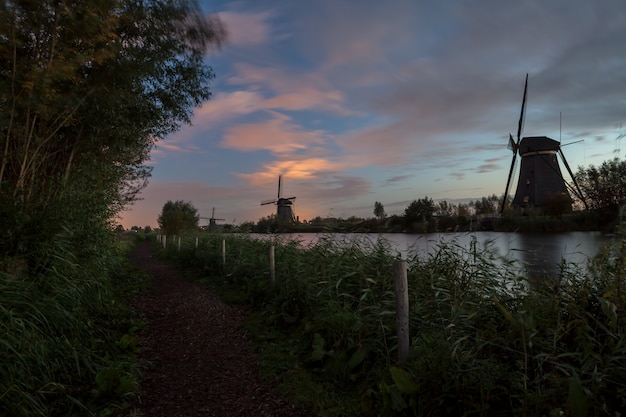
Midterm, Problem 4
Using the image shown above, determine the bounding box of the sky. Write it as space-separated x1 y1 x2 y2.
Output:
119 0 626 229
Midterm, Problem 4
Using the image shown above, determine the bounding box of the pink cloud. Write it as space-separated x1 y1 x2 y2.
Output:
220 112 326 154
218 10 275 46
228 63 353 114
194 90 264 123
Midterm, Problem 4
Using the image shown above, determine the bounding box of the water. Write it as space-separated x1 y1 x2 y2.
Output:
263 231 612 276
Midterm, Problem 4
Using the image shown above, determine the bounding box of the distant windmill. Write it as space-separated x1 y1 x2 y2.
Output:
200 207 225 228
261 175 296 222
500 74 586 214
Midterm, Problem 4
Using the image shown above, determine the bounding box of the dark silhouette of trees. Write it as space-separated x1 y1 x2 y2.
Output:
374 201 386 219
576 158 626 212
157 200 200 235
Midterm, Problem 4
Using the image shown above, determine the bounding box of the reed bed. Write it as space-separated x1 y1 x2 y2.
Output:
160 231 626 417
0 231 145 417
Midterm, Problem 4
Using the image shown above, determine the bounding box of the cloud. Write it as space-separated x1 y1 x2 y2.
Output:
220 111 327 154
227 63 352 114
218 10 276 46
194 90 264 124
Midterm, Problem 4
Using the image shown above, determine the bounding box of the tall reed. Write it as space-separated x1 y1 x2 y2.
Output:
0 230 143 416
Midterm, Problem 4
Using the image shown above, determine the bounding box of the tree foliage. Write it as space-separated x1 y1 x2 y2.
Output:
157 200 199 234
404 197 436 223
0 0 225 257
373 201 386 219
471 194 500 215
576 158 626 212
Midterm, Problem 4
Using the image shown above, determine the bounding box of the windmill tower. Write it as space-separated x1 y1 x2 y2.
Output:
200 207 225 229
261 175 296 223
500 74 585 214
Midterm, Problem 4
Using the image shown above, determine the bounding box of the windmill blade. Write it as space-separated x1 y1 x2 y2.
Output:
277 175 282 199
285 196 296 201
261 199 277 205
517 73 528 144
558 148 587 209
212 207 216 218
561 139 584 147
507 133 517 151
500 153 518 213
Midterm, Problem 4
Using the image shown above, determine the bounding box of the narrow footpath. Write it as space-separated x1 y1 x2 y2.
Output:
128 241 311 417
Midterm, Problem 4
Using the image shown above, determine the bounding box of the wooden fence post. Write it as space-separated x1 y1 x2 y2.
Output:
269 245 275 286
195 237 198 250
221 239 226 267
162 235 167 249
177 236 181 251
393 259 409 363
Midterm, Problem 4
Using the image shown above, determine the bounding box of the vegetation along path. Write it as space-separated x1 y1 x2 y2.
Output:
128 241 310 417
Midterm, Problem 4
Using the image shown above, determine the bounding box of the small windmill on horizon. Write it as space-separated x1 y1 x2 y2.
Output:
500 74 586 214
200 207 225 229
261 175 297 223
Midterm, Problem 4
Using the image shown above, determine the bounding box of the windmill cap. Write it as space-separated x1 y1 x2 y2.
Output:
519 136 560 155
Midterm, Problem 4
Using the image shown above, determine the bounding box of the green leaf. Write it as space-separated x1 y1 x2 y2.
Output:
310 333 326 361
347 346 367 370
390 366 419 394
567 373 588 417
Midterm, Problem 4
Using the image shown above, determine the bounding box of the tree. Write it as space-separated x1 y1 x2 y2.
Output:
374 201 386 219
472 194 500 215
157 200 200 235
404 197 436 223
0 0 226 257
576 158 626 212
435 200 455 217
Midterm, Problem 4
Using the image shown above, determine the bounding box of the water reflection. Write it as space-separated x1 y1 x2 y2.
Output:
273 231 610 277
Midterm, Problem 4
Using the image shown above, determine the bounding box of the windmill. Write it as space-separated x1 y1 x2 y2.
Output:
500 74 586 214
200 207 225 228
261 175 296 223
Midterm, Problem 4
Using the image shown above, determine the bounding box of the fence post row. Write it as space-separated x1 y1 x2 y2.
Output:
393 259 410 363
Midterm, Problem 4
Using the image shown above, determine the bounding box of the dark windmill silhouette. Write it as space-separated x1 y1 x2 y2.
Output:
261 175 296 222
200 207 225 229
500 74 585 214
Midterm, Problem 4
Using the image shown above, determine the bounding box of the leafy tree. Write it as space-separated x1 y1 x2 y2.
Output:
435 200 455 217
576 158 626 212
471 194 500 215
457 203 471 218
157 200 199 234
0 0 226 257
404 197 436 223
374 201 386 219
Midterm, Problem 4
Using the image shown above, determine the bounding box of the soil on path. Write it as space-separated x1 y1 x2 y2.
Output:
128 241 311 417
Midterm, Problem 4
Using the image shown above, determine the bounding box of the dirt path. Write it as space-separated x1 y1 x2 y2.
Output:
128 241 310 417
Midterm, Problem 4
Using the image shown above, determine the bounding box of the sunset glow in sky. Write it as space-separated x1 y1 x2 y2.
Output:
119 0 626 229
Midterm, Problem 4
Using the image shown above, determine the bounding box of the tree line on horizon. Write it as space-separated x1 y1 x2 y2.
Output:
152 157 625 235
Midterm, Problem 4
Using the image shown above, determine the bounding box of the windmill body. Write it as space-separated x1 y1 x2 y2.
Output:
261 175 297 223
511 136 571 209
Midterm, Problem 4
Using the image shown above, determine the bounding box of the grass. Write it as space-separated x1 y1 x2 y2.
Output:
0 230 149 417
157 228 626 417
